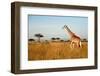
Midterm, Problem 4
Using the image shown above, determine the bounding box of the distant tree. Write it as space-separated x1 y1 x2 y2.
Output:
45 40 49 43
45 40 48 42
67 40 70 42
56 37 60 40
60 40 64 42
51 37 56 40
83 39 87 42
34 33 44 42
28 39 35 41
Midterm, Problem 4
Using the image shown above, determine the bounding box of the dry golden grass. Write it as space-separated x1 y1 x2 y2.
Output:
28 41 88 60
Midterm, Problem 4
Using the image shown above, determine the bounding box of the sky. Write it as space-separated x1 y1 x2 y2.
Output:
28 15 88 41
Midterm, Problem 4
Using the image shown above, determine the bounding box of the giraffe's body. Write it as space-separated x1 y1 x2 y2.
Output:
63 25 81 48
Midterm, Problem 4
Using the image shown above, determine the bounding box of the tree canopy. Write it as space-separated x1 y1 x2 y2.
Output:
34 33 44 42
28 39 35 41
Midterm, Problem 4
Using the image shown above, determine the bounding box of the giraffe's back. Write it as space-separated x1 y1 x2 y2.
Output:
71 35 81 43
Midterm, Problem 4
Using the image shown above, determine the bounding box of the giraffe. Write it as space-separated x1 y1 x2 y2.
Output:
63 25 81 48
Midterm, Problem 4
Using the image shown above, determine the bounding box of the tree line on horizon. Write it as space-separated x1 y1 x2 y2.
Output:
28 33 88 42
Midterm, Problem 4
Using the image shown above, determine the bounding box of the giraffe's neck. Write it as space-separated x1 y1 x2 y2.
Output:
64 26 74 38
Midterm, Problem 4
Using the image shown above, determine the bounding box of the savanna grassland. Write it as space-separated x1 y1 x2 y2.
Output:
28 41 88 60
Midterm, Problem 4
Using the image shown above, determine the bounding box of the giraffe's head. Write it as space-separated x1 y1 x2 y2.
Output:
63 25 68 29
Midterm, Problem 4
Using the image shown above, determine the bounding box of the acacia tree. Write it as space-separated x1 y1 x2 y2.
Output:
60 40 64 42
83 38 87 42
28 39 35 41
67 40 70 42
56 37 60 40
51 37 56 42
34 33 44 42
51 37 56 40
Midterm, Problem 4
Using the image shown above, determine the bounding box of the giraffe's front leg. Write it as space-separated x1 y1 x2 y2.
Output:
72 43 75 48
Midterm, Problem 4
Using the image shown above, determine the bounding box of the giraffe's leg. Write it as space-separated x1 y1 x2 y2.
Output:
79 41 82 47
72 42 75 48
70 42 72 48
72 43 75 48
70 42 73 48
76 42 79 48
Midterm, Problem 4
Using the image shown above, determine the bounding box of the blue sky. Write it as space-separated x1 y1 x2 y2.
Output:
28 15 88 40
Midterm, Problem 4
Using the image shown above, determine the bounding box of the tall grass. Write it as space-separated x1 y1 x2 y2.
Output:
28 42 88 60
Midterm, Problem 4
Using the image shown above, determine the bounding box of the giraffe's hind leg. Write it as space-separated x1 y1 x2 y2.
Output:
77 41 81 48
76 42 79 47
